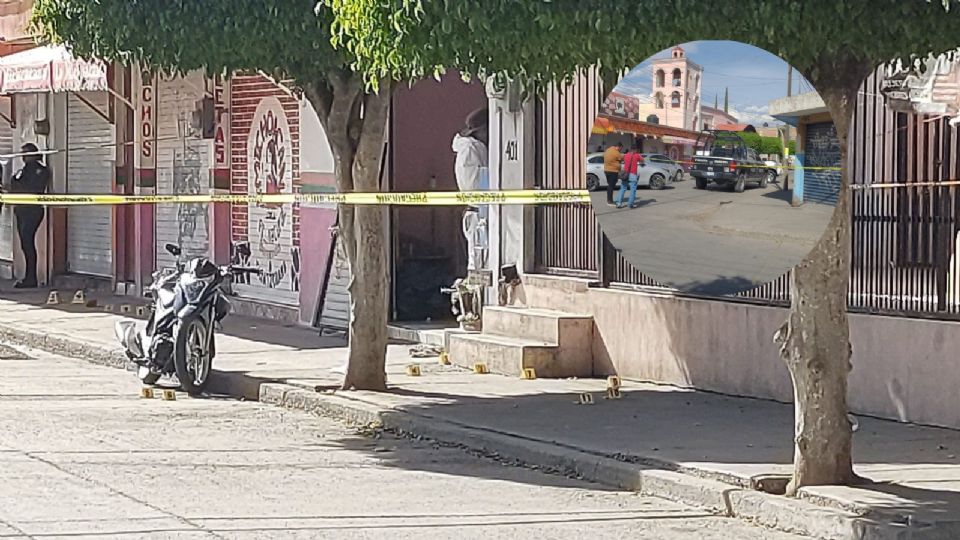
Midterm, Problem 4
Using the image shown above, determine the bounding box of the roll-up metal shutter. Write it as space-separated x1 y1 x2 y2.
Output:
155 74 210 270
66 92 114 276
0 96 14 263
803 121 841 205
318 225 350 331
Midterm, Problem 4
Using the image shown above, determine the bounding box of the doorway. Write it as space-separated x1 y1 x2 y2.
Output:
389 72 487 322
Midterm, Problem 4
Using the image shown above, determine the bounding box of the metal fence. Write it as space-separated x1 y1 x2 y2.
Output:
534 66 960 319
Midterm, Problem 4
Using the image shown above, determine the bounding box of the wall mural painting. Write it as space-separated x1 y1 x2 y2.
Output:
238 96 297 293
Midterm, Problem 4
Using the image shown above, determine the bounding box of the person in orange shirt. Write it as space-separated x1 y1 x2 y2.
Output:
602 143 624 205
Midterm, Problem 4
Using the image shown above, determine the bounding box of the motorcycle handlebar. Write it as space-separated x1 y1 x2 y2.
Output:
228 266 263 275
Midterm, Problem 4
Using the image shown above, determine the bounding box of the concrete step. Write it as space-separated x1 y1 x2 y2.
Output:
482 306 592 343
481 306 594 377
448 333 560 377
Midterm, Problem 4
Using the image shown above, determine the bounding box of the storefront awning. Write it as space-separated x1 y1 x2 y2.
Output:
593 114 707 142
0 44 108 94
661 135 698 145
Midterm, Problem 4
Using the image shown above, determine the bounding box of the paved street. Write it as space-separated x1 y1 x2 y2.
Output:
0 343 804 540
592 174 834 295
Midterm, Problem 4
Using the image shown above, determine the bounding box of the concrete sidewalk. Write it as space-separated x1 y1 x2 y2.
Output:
0 287 958 539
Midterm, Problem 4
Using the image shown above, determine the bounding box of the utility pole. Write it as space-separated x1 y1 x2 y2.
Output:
787 65 793 97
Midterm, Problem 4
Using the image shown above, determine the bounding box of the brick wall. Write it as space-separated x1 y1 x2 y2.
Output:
230 74 301 246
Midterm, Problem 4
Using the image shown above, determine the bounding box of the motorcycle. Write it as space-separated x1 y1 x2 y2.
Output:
115 243 260 396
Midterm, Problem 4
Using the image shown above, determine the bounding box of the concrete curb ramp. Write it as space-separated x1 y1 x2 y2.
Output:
0 322 938 540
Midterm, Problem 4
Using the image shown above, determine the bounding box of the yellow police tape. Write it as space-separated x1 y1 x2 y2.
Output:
0 190 592 206
0 181 952 206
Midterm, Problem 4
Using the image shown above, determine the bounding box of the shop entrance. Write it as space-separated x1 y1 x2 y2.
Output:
388 72 487 322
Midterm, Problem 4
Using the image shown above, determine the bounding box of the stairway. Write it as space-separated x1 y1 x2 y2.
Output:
446 306 594 378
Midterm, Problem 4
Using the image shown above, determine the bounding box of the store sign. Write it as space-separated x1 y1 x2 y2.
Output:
0 62 51 93
213 77 231 170
51 58 108 92
0 58 107 94
881 50 959 116
137 70 157 169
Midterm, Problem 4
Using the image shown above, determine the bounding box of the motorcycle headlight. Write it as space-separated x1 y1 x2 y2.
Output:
181 278 207 302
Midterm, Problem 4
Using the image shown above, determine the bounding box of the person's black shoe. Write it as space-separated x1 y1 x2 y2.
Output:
14 280 37 289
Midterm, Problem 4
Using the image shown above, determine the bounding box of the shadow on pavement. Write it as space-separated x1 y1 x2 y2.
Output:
0 282 347 351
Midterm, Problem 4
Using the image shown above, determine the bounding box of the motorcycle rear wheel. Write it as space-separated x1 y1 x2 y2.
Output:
173 317 212 396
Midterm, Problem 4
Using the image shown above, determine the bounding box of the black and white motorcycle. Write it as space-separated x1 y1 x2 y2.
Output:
115 244 260 395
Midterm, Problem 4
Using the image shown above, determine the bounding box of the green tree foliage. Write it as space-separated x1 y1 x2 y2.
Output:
327 0 959 91
761 136 785 156
34 0 395 391
738 132 763 153
734 132 786 156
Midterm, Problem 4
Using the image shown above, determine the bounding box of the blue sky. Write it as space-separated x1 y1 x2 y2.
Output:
615 41 816 126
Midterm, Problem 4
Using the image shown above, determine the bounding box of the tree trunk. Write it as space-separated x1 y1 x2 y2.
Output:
342 83 391 391
303 73 392 391
774 59 870 496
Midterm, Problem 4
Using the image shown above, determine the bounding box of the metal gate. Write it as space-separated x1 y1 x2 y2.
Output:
154 74 210 270
66 92 114 276
0 96 14 264
803 121 842 205
318 223 350 331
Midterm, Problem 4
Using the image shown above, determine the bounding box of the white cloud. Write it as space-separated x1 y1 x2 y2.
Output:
727 105 781 127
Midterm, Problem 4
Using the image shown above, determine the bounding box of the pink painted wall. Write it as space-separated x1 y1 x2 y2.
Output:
297 171 336 326
391 72 487 278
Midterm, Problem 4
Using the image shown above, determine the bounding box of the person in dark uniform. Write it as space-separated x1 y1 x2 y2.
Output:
11 143 50 289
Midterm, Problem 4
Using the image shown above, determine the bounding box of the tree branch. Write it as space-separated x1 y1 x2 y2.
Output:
303 80 334 127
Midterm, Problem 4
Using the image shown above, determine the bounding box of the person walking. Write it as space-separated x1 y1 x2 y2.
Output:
11 143 50 289
616 144 643 209
602 142 624 206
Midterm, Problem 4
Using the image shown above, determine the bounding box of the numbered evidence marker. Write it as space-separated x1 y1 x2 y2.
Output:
406 364 422 377
605 387 622 400
438 352 451 366
46 291 60 305
577 393 594 405
607 376 622 390
71 290 86 304
521 368 537 380
473 363 489 374
161 389 177 401
140 387 155 399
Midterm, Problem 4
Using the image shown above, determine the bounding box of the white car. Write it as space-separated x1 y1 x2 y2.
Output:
586 153 670 191
763 159 783 178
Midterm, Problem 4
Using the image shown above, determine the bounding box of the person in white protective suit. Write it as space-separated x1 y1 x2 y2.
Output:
452 108 489 271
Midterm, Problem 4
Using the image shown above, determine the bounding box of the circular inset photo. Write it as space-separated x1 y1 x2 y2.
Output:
590 41 838 296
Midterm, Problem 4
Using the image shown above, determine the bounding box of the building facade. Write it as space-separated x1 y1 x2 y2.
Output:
645 46 703 132
494 59 960 430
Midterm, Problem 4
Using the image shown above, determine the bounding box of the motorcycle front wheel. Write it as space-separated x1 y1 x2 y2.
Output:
173 317 212 396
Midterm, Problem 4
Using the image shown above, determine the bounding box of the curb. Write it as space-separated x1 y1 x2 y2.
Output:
0 321 928 540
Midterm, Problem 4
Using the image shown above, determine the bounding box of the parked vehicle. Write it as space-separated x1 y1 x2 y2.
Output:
763 158 783 178
690 130 772 192
586 152 669 191
642 153 685 183
114 243 260 395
